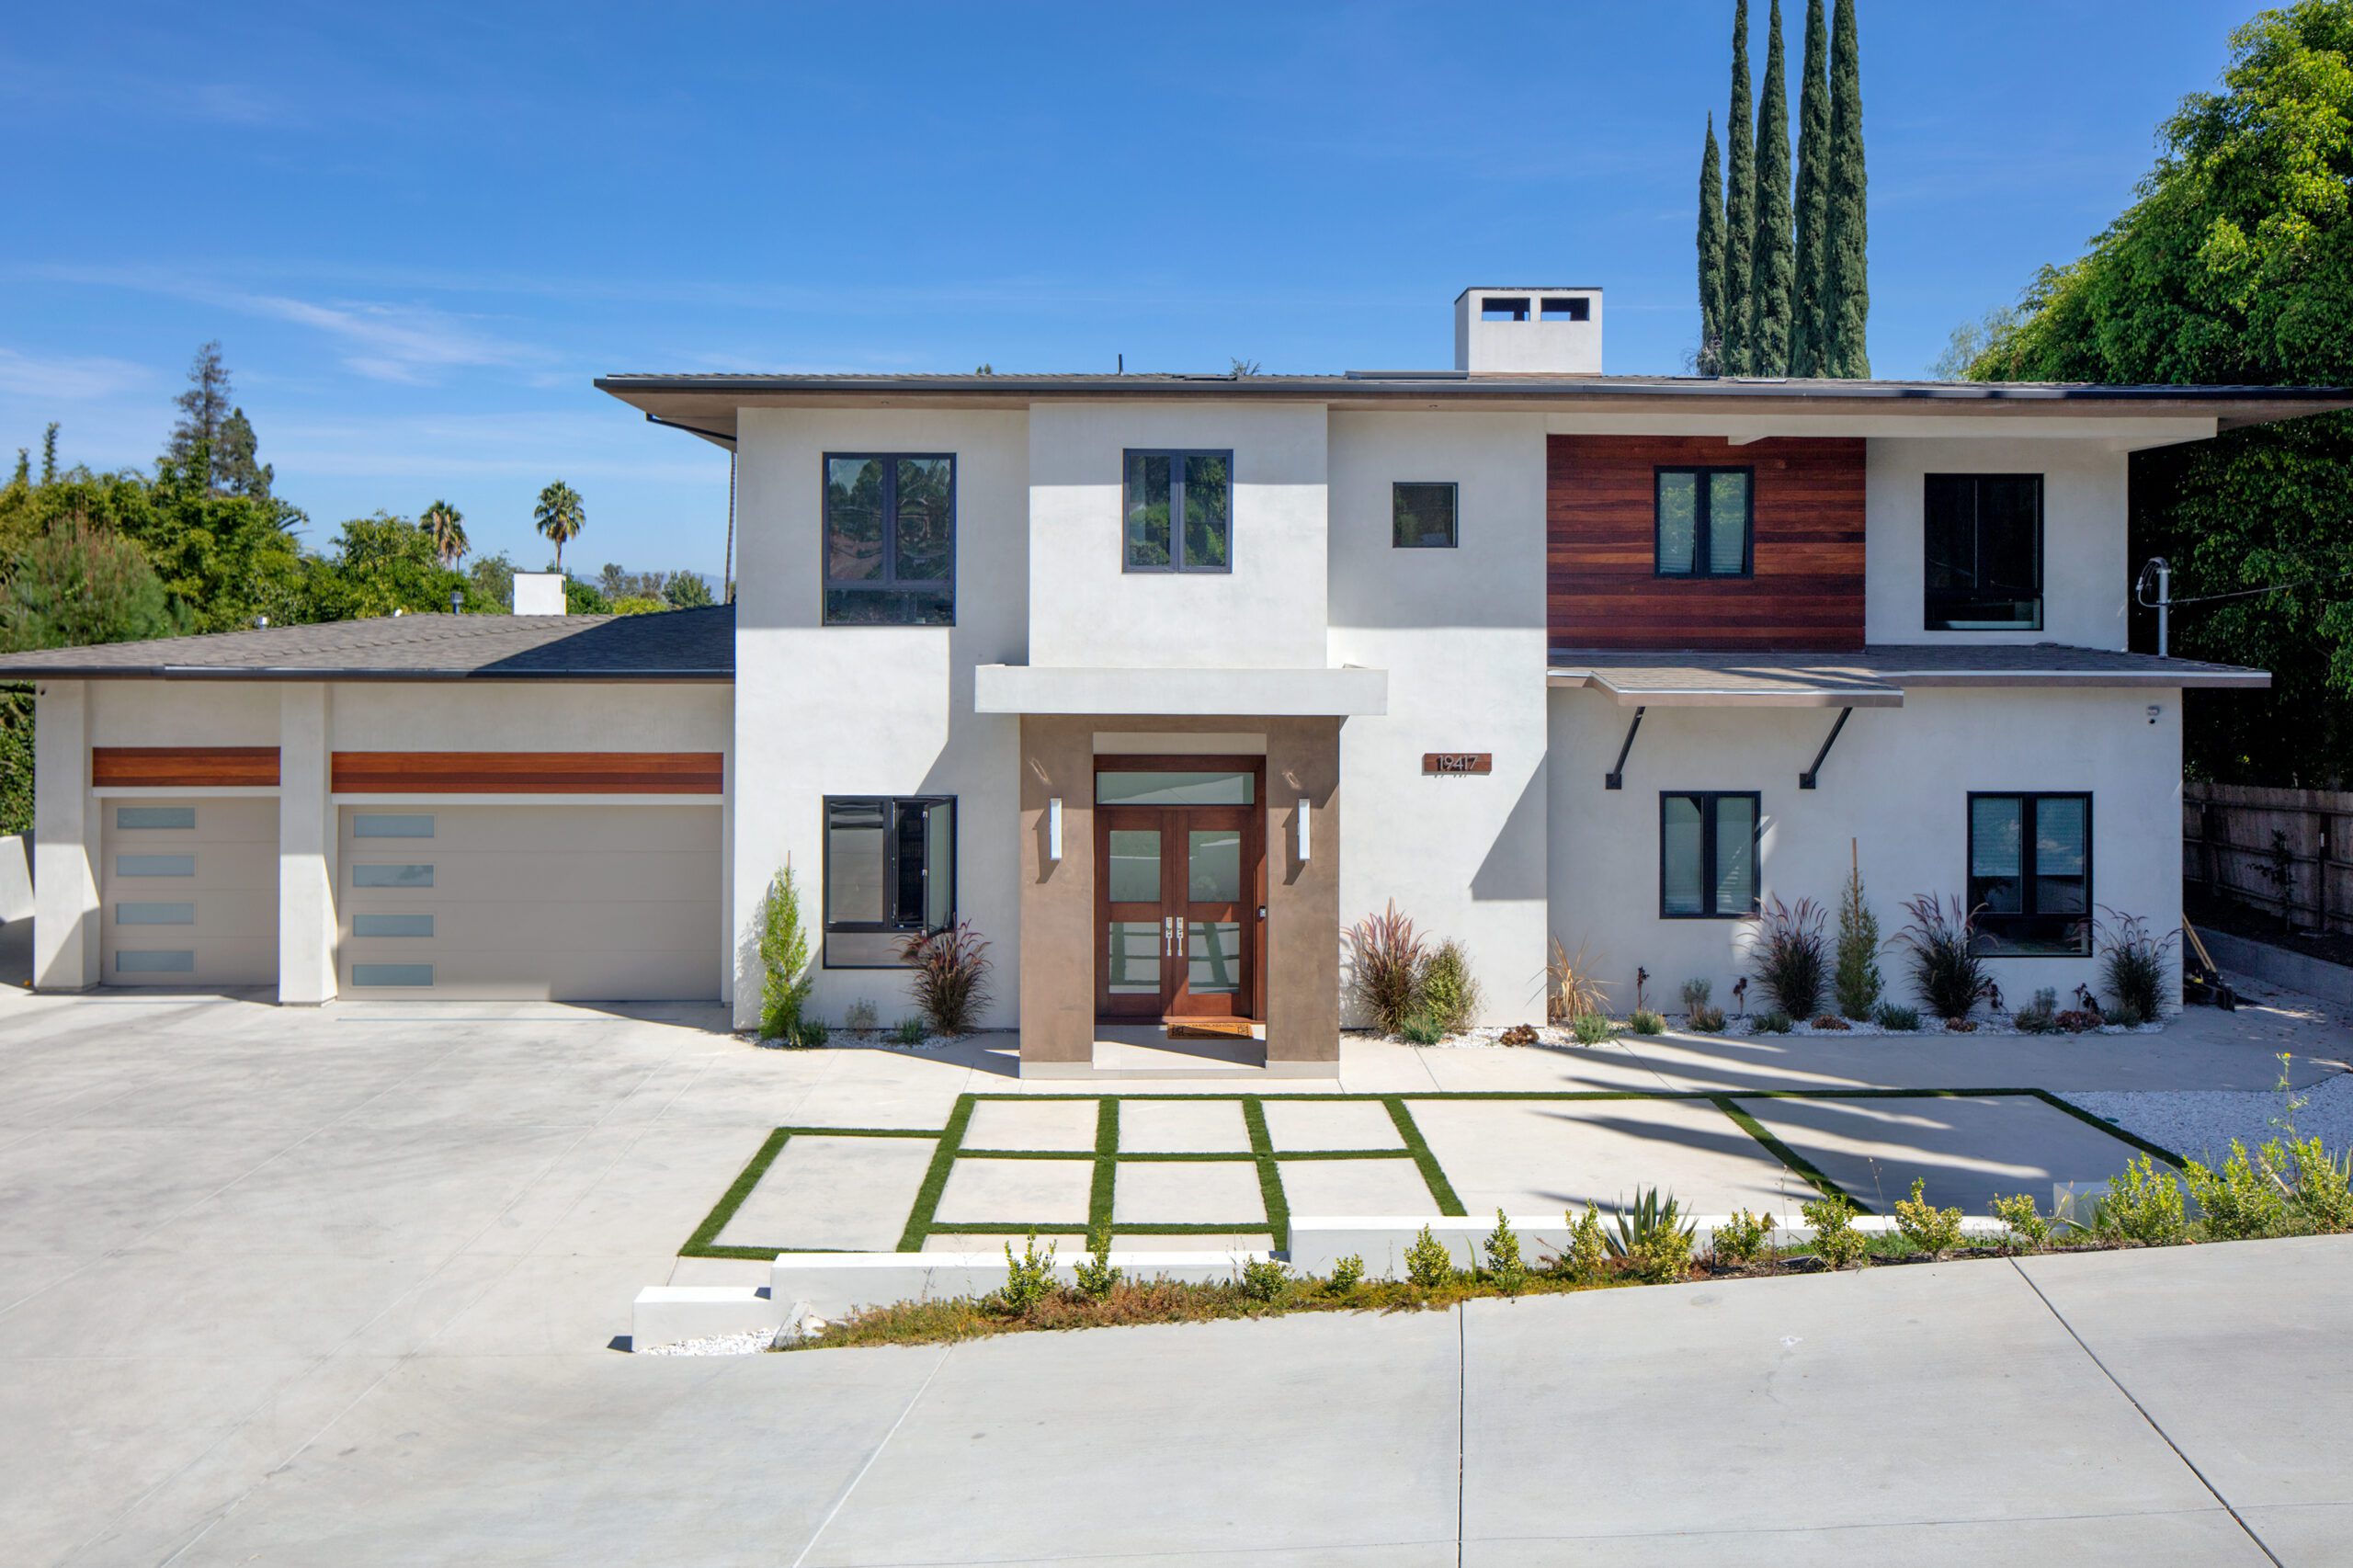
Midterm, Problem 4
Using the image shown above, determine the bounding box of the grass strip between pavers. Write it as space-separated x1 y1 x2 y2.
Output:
1089 1099 1119 1239
1239 1096 1291 1251
1710 1096 1864 1213
896 1096 976 1252
678 1127 791 1260
2029 1088 2187 1166
1385 1096 1467 1216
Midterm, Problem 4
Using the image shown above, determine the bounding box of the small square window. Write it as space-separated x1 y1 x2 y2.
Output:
824 796 956 967
1660 792 1759 918
1392 483 1459 549
1655 467 1752 578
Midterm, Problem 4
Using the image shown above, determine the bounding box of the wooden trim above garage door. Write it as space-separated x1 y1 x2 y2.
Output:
92 746 281 787
330 751 724 793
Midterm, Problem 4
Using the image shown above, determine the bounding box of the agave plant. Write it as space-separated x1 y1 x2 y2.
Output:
1604 1187 1696 1257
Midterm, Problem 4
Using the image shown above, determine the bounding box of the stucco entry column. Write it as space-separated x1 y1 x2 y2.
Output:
1017 715 1094 1067
31 679 99 991
1265 717 1341 1067
277 682 336 1004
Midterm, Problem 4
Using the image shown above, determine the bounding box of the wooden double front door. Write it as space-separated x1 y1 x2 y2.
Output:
1096 802 1263 1021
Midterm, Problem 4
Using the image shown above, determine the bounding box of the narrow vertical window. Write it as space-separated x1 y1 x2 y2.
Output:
1654 467 1752 577
1659 791 1760 917
1925 474 2042 631
1123 449 1232 573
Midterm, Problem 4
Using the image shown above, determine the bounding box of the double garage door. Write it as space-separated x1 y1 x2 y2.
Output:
337 803 722 1000
100 797 278 986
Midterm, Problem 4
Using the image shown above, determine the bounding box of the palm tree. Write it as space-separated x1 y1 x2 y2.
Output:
533 480 585 573
419 499 468 566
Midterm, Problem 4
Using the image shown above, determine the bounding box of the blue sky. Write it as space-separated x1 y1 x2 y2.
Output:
0 1 2262 577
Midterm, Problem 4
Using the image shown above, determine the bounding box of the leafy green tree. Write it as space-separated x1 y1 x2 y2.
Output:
1696 114 1726 374
663 569 714 608
467 551 516 613
1822 0 1870 376
162 341 232 482
1722 0 1756 374
215 408 273 500
534 479 585 572
420 499 468 565
1966 0 2353 783
0 517 188 653
308 514 478 619
1789 0 1831 376
562 574 612 614
1748 0 1794 373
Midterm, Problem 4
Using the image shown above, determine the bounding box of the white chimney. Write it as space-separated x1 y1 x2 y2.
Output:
1454 287 1603 374
513 572 567 615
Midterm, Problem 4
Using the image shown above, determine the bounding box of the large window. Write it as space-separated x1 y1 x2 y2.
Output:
1655 468 1752 577
1392 482 1458 549
824 454 955 625
1968 792 2090 955
1123 450 1231 573
1925 474 2041 631
823 796 956 967
1660 792 1759 918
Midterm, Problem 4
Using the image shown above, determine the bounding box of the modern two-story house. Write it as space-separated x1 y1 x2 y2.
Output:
7 288 2337 1074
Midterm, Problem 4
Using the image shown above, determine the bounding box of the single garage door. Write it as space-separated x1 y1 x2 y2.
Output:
101 797 278 986
337 803 722 1000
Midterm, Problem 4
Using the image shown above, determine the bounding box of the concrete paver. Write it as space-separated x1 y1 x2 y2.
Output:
1407 1095 1812 1215
933 1156 1094 1226
963 1096 1100 1151
716 1131 938 1252
1278 1156 1445 1216
1111 1160 1266 1226
1117 1096 1255 1153
1731 1092 2144 1214
1261 1096 1404 1151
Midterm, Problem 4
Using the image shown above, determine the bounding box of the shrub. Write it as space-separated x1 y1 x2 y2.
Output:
1711 1207 1777 1267
1810 1014 1850 1031
1605 1188 1696 1281
1991 1193 2051 1251
1404 1224 1457 1288
1872 1002 1922 1031
995 1233 1059 1314
756 864 815 1040
2284 1138 2353 1232
2094 1155 2188 1245
1236 1256 1290 1303
900 920 995 1036
1571 1011 1614 1046
1073 1233 1121 1300
1893 1177 1966 1257
1629 1007 1666 1036
2053 1008 2100 1033
1498 1023 1539 1046
1482 1210 1529 1292
1420 939 1483 1035
1679 977 1712 1012
1834 853 1884 1018
1326 1254 1367 1293
1561 1207 1610 1281
1399 1013 1445 1046
1346 901 1427 1035
1802 1193 1869 1270
1893 893 1990 1021
1545 937 1611 1024
790 1017 830 1049
1748 895 1829 1019
892 1017 928 1046
2013 987 2060 1034
1752 1008 1793 1035
2096 908 2175 1023
2182 1141 2289 1241
2102 1005 2146 1028
1687 1005 1728 1033
843 997 880 1033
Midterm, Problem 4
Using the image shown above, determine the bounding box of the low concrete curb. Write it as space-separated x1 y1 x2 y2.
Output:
2201 927 2353 1010
631 1285 784 1351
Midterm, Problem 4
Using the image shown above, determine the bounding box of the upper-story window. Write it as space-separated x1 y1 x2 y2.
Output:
1392 482 1458 548
1655 467 1752 578
1124 450 1231 573
1925 473 2041 631
824 454 955 625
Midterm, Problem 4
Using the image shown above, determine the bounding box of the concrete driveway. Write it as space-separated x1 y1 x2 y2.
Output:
3 982 2350 1564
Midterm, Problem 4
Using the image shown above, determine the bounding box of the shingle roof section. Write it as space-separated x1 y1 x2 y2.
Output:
0 605 733 681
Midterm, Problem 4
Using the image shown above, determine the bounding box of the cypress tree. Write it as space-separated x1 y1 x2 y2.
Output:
1697 115 1725 375
1789 0 1831 376
1823 0 1870 376
1722 0 1756 375
1748 0 1794 374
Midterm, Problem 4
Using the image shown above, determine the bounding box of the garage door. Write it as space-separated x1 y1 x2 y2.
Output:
337 804 722 1000
100 797 278 986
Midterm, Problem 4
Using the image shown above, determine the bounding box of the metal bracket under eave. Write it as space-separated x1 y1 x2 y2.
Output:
1605 706 1646 790
1799 706 1854 790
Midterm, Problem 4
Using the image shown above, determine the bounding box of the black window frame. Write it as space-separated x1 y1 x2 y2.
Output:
821 795 958 969
1121 449 1233 574
1658 790 1762 920
1924 472 2043 632
1391 481 1460 549
821 452 958 626
1966 790 2093 957
1654 466 1755 579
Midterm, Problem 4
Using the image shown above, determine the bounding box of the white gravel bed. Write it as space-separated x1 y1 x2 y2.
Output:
2067 1072 2353 1165
637 1327 783 1357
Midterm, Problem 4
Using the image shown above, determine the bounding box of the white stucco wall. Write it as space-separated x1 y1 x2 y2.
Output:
327 682 730 751
732 406 1029 1029
1546 685 2183 1016
1027 401 1329 670
1327 412 1551 1023
1866 437 2131 649
89 681 280 745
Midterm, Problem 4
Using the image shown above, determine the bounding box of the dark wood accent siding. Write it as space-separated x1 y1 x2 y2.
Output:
1548 435 1866 651
93 746 280 787
330 752 724 794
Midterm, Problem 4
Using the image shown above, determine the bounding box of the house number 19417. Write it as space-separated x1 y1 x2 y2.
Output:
1422 753 1493 775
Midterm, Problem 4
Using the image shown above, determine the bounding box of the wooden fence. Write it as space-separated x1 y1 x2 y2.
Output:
2183 781 2353 935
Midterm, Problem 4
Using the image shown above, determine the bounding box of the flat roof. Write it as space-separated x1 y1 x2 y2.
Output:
0 605 733 682
1547 644 2270 708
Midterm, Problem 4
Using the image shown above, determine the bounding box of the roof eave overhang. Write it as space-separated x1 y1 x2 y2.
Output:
0 666 735 683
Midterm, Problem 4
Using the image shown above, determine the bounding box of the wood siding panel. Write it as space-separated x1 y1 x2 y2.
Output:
1548 435 1866 651
330 751 724 794
93 746 280 788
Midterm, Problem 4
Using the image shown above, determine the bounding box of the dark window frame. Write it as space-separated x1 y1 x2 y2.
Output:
821 794 958 969
1658 790 1762 920
1654 466 1755 579
1391 481 1460 549
1121 449 1233 574
821 452 958 626
1966 790 2093 957
1540 296 1590 322
1924 472 2044 632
